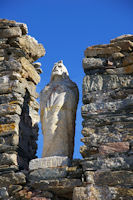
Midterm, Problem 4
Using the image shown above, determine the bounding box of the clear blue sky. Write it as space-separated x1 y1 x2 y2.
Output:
1 0 133 159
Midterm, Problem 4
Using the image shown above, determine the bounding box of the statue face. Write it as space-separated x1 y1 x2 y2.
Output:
51 62 69 78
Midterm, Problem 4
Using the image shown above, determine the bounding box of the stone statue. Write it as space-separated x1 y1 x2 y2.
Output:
40 60 79 160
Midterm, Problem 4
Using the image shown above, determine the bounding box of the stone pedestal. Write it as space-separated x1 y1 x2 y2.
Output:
29 156 71 170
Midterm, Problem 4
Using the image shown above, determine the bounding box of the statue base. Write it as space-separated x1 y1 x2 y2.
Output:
29 156 71 170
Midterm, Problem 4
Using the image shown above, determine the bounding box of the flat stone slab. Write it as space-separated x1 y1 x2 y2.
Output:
29 156 70 170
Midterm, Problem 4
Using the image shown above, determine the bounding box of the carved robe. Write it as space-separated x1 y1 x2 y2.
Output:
40 78 79 159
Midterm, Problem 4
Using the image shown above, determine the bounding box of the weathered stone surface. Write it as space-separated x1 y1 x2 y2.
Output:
73 187 88 200
0 133 19 148
0 27 22 38
80 142 130 158
106 65 133 74
81 155 133 171
40 61 79 159
0 19 28 35
0 60 22 72
11 35 45 62
110 34 133 43
0 171 26 187
83 74 133 93
82 57 106 70
81 122 133 144
29 156 70 170
19 78 38 98
84 45 121 57
83 88 133 104
0 153 17 166
19 57 40 84
77 185 133 200
99 142 129 155
0 103 21 116
0 114 20 124
92 171 133 186
122 53 133 66
82 114 133 127
30 178 82 193
82 97 133 117
29 168 68 181
0 187 9 199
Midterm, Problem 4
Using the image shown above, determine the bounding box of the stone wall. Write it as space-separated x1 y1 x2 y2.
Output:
0 19 45 199
80 34 133 199
0 19 133 200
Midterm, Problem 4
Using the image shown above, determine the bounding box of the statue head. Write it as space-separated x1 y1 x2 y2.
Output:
51 60 69 81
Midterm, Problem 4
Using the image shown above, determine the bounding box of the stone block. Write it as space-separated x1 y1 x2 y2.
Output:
106 65 133 74
81 121 133 141
30 178 82 194
10 35 45 62
83 88 132 104
0 171 26 187
19 57 40 84
77 185 133 200
122 53 133 66
0 60 22 72
0 123 19 136
29 156 70 170
99 142 129 155
29 168 67 181
82 97 133 118
92 171 133 187
73 187 88 200
84 45 121 57
0 27 22 38
110 34 133 43
0 133 19 148
82 57 106 70
83 74 133 93
0 153 17 166
82 114 133 127
0 114 20 125
81 155 133 171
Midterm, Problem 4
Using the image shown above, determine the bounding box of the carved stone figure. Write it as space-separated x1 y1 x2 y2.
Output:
40 61 79 159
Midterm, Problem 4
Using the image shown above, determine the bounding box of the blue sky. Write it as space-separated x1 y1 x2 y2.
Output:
1 0 133 159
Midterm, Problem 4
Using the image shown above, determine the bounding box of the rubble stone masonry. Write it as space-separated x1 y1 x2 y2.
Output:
0 19 133 200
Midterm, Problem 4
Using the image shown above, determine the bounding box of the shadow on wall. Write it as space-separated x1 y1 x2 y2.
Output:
18 89 38 170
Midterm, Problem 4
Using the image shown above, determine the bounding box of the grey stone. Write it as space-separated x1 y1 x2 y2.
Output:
29 168 67 181
81 121 133 144
82 96 133 118
82 57 106 70
0 27 22 38
29 156 70 170
10 35 45 62
0 187 9 199
0 172 26 187
81 155 133 171
0 133 19 147
0 103 21 116
83 74 133 93
30 178 82 193
0 165 18 172
83 88 133 104
0 93 24 105
82 114 133 126
73 187 88 200
0 60 22 72
0 153 17 166
0 114 20 124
